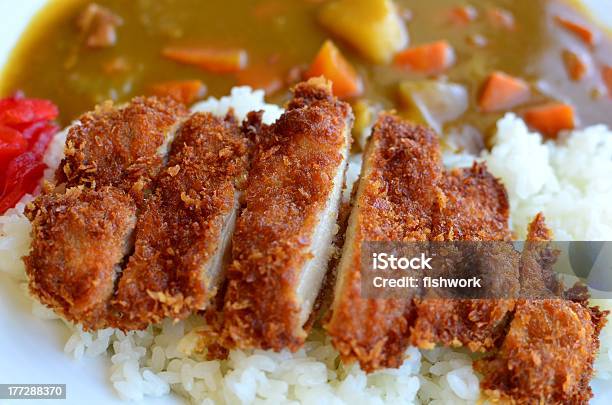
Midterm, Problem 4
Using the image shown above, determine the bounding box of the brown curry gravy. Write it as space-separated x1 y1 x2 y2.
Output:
1 0 611 146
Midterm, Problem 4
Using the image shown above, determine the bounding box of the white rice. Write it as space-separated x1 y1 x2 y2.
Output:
481 114 612 241
191 86 283 125
1 89 611 404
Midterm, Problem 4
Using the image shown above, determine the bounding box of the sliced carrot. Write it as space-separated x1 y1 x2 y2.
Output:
393 40 455 76
148 80 206 105
602 65 612 98
561 50 587 81
236 64 283 95
305 40 363 99
555 16 595 46
449 5 477 25
487 8 515 30
161 46 247 73
523 103 575 139
478 71 530 112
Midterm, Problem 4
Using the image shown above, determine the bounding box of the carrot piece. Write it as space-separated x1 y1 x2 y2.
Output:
161 46 247 73
487 7 515 30
478 71 530 112
523 103 575 139
561 50 587 81
148 80 206 105
393 40 455 76
449 5 477 25
236 64 283 95
305 40 363 99
602 65 612 98
555 16 595 46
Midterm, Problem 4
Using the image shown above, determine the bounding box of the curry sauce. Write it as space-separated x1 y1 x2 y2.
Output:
1 0 611 148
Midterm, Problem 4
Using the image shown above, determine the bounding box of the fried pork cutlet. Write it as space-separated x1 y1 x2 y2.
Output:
410 163 516 352
431 163 510 242
475 215 607 404
519 212 564 299
326 114 514 371
26 96 188 330
56 96 188 200
326 114 443 372
24 187 136 329
475 299 606 404
410 246 519 352
113 113 248 329
221 78 353 351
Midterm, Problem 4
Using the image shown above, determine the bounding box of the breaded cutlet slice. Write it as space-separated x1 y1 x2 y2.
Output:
518 213 564 299
475 299 606 404
410 163 516 352
221 78 353 351
431 163 511 242
24 187 136 329
112 112 248 329
56 96 188 201
325 114 443 372
475 215 608 404
25 97 187 330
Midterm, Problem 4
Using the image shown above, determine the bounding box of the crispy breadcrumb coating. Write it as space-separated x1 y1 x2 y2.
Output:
327 114 514 371
519 213 564 299
326 114 444 372
410 163 515 352
113 113 248 329
474 214 608 404
24 187 136 329
475 299 606 404
526 211 553 242
27 98 240 331
431 163 510 242
221 78 352 351
56 96 188 202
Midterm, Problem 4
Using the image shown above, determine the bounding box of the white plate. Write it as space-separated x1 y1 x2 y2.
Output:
0 2 611 404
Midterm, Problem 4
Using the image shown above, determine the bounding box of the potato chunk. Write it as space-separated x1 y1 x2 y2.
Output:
319 0 408 64
398 80 468 133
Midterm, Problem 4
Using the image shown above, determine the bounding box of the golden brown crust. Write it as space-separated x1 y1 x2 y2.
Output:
475 214 607 404
112 113 248 329
24 187 136 329
326 115 444 372
410 162 514 351
326 114 513 371
519 213 565 300
56 96 188 202
475 299 606 404
410 298 516 352
221 78 352 351
526 212 553 242
27 99 243 331
432 162 511 242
